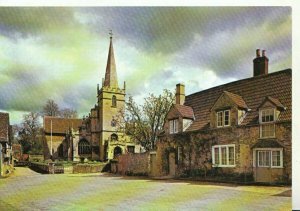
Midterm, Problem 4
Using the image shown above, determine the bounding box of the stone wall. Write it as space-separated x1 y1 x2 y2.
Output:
114 152 149 176
156 121 291 183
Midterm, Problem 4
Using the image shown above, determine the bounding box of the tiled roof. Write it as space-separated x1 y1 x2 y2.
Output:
44 116 82 134
266 96 285 110
0 112 9 142
174 104 194 119
251 139 284 148
185 69 291 131
224 91 248 109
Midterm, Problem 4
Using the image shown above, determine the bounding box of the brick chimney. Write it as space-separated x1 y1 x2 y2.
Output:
253 49 269 77
176 83 185 105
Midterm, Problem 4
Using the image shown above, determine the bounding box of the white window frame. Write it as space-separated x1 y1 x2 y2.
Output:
259 108 276 138
212 144 235 167
253 148 283 168
216 110 230 128
169 119 178 134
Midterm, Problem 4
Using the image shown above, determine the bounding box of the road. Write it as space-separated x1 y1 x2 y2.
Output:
0 167 291 210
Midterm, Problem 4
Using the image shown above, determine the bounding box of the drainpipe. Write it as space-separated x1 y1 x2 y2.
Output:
50 120 53 159
0 144 2 177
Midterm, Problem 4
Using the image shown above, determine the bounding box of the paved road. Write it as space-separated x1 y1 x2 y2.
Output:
0 167 291 210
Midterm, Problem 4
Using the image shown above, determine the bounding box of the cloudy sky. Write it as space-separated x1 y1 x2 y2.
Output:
0 7 291 124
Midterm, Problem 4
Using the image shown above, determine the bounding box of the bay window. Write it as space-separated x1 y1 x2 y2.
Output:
256 149 283 168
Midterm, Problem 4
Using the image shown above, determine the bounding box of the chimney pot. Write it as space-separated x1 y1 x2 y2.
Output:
256 49 260 58
176 83 185 105
253 49 268 77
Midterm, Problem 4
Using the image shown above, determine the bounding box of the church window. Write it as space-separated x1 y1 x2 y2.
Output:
111 133 118 141
112 95 117 107
78 139 91 155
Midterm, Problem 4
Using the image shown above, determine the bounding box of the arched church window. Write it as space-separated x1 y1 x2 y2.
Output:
78 139 91 155
113 146 122 158
111 133 118 141
112 95 117 107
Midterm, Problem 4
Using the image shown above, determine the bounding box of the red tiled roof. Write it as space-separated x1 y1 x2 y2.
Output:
44 116 82 134
174 104 194 119
266 96 285 110
224 91 248 109
185 69 291 131
0 112 9 142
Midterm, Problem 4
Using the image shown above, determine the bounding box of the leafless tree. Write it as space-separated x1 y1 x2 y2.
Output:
60 108 78 118
117 89 174 151
43 99 59 117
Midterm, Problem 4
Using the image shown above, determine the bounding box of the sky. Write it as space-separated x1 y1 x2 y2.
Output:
0 7 292 124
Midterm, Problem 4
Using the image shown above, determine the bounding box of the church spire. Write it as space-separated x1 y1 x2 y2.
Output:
104 30 119 88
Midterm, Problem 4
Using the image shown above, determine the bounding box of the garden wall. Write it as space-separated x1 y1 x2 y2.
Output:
112 152 149 176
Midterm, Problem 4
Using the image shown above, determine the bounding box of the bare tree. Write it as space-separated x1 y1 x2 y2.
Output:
43 99 59 117
117 89 174 151
17 112 43 154
60 108 78 118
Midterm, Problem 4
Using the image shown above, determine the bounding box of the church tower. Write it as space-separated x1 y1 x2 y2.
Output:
97 33 128 161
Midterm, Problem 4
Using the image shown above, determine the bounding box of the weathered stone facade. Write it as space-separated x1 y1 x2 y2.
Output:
43 36 140 162
156 51 291 184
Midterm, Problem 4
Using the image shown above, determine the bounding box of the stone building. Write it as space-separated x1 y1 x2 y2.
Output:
79 34 140 161
155 49 291 183
43 35 139 161
43 117 82 160
0 112 13 176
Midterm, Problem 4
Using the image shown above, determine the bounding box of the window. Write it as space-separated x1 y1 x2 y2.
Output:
216 110 230 127
78 139 91 155
261 109 274 123
127 146 135 153
112 95 117 107
256 149 283 168
260 109 275 138
212 144 235 167
169 119 178 134
111 134 118 141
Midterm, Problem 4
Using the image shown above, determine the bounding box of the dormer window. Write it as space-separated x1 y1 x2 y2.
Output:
217 110 230 127
260 108 275 138
169 119 178 134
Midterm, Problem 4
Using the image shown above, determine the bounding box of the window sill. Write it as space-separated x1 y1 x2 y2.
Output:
259 136 276 139
256 166 283 168
212 165 236 168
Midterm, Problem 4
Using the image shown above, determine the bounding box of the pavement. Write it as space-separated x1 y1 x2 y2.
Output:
0 167 291 210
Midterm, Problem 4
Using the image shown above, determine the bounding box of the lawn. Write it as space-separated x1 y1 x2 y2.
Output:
0 167 291 210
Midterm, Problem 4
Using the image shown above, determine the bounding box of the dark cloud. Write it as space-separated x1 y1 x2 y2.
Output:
0 7 75 38
79 7 291 55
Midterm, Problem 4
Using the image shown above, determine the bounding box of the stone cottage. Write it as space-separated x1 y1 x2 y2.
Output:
155 49 291 183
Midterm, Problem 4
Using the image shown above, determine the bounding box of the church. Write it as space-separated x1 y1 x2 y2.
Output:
43 34 139 161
